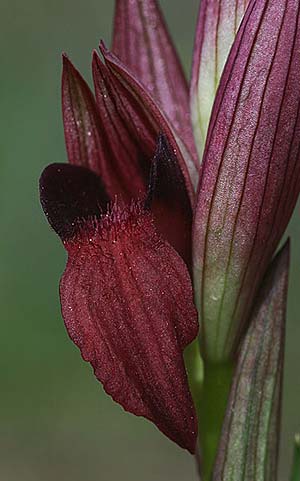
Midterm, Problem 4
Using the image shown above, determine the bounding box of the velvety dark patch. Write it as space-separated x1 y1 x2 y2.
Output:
39 163 110 241
146 133 193 267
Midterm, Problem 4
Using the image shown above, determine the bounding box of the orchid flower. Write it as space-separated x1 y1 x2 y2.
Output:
40 0 300 479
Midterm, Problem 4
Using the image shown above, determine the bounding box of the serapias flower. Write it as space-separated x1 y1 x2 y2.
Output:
40 161 198 452
40 140 199 451
40 0 300 469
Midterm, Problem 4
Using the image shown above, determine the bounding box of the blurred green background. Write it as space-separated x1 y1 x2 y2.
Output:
0 1 299 480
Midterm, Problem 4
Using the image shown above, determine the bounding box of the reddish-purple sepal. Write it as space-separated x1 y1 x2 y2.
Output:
98 43 199 196
62 54 149 202
62 55 106 176
146 133 193 268
62 52 193 260
91 51 152 200
193 0 300 361
190 0 249 160
212 242 289 481
112 0 197 162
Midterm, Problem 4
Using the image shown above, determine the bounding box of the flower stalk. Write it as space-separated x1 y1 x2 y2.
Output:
291 435 300 481
198 361 234 481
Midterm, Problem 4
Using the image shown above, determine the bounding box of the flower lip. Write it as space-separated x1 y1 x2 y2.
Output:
59 199 199 453
40 157 199 452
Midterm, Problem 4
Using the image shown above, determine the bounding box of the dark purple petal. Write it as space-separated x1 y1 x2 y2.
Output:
92 52 194 258
39 163 109 241
91 52 150 200
193 0 300 361
190 0 249 160
58 201 198 453
62 55 147 202
98 43 199 196
62 55 105 175
146 134 193 267
213 242 289 481
113 0 197 161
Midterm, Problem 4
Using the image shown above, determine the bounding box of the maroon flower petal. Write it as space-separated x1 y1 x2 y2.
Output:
193 0 300 361
39 163 109 241
41 168 199 451
112 0 197 161
62 54 147 202
92 53 193 259
97 43 199 196
62 55 105 175
146 134 193 267
91 52 150 200
190 0 249 160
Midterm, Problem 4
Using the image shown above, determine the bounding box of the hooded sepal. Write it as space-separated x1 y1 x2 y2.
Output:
99 43 199 195
62 52 194 260
91 52 151 200
39 165 199 453
212 242 289 481
193 0 300 361
112 0 196 160
190 0 249 160
62 55 107 177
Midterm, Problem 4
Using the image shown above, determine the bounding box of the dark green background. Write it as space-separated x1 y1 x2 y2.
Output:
1 1 299 479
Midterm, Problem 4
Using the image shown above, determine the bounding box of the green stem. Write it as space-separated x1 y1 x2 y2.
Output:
291 434 300 481
184 339 204 409
198 361 234 481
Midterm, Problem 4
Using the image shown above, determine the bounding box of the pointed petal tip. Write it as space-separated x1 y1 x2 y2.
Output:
62 52 74 70
61 54 84 83
61 53 110 177
61 54 83 88
100 43 116 68
92 48 105 72
99 39 108 56
92 48 100 61
61 54 89 86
